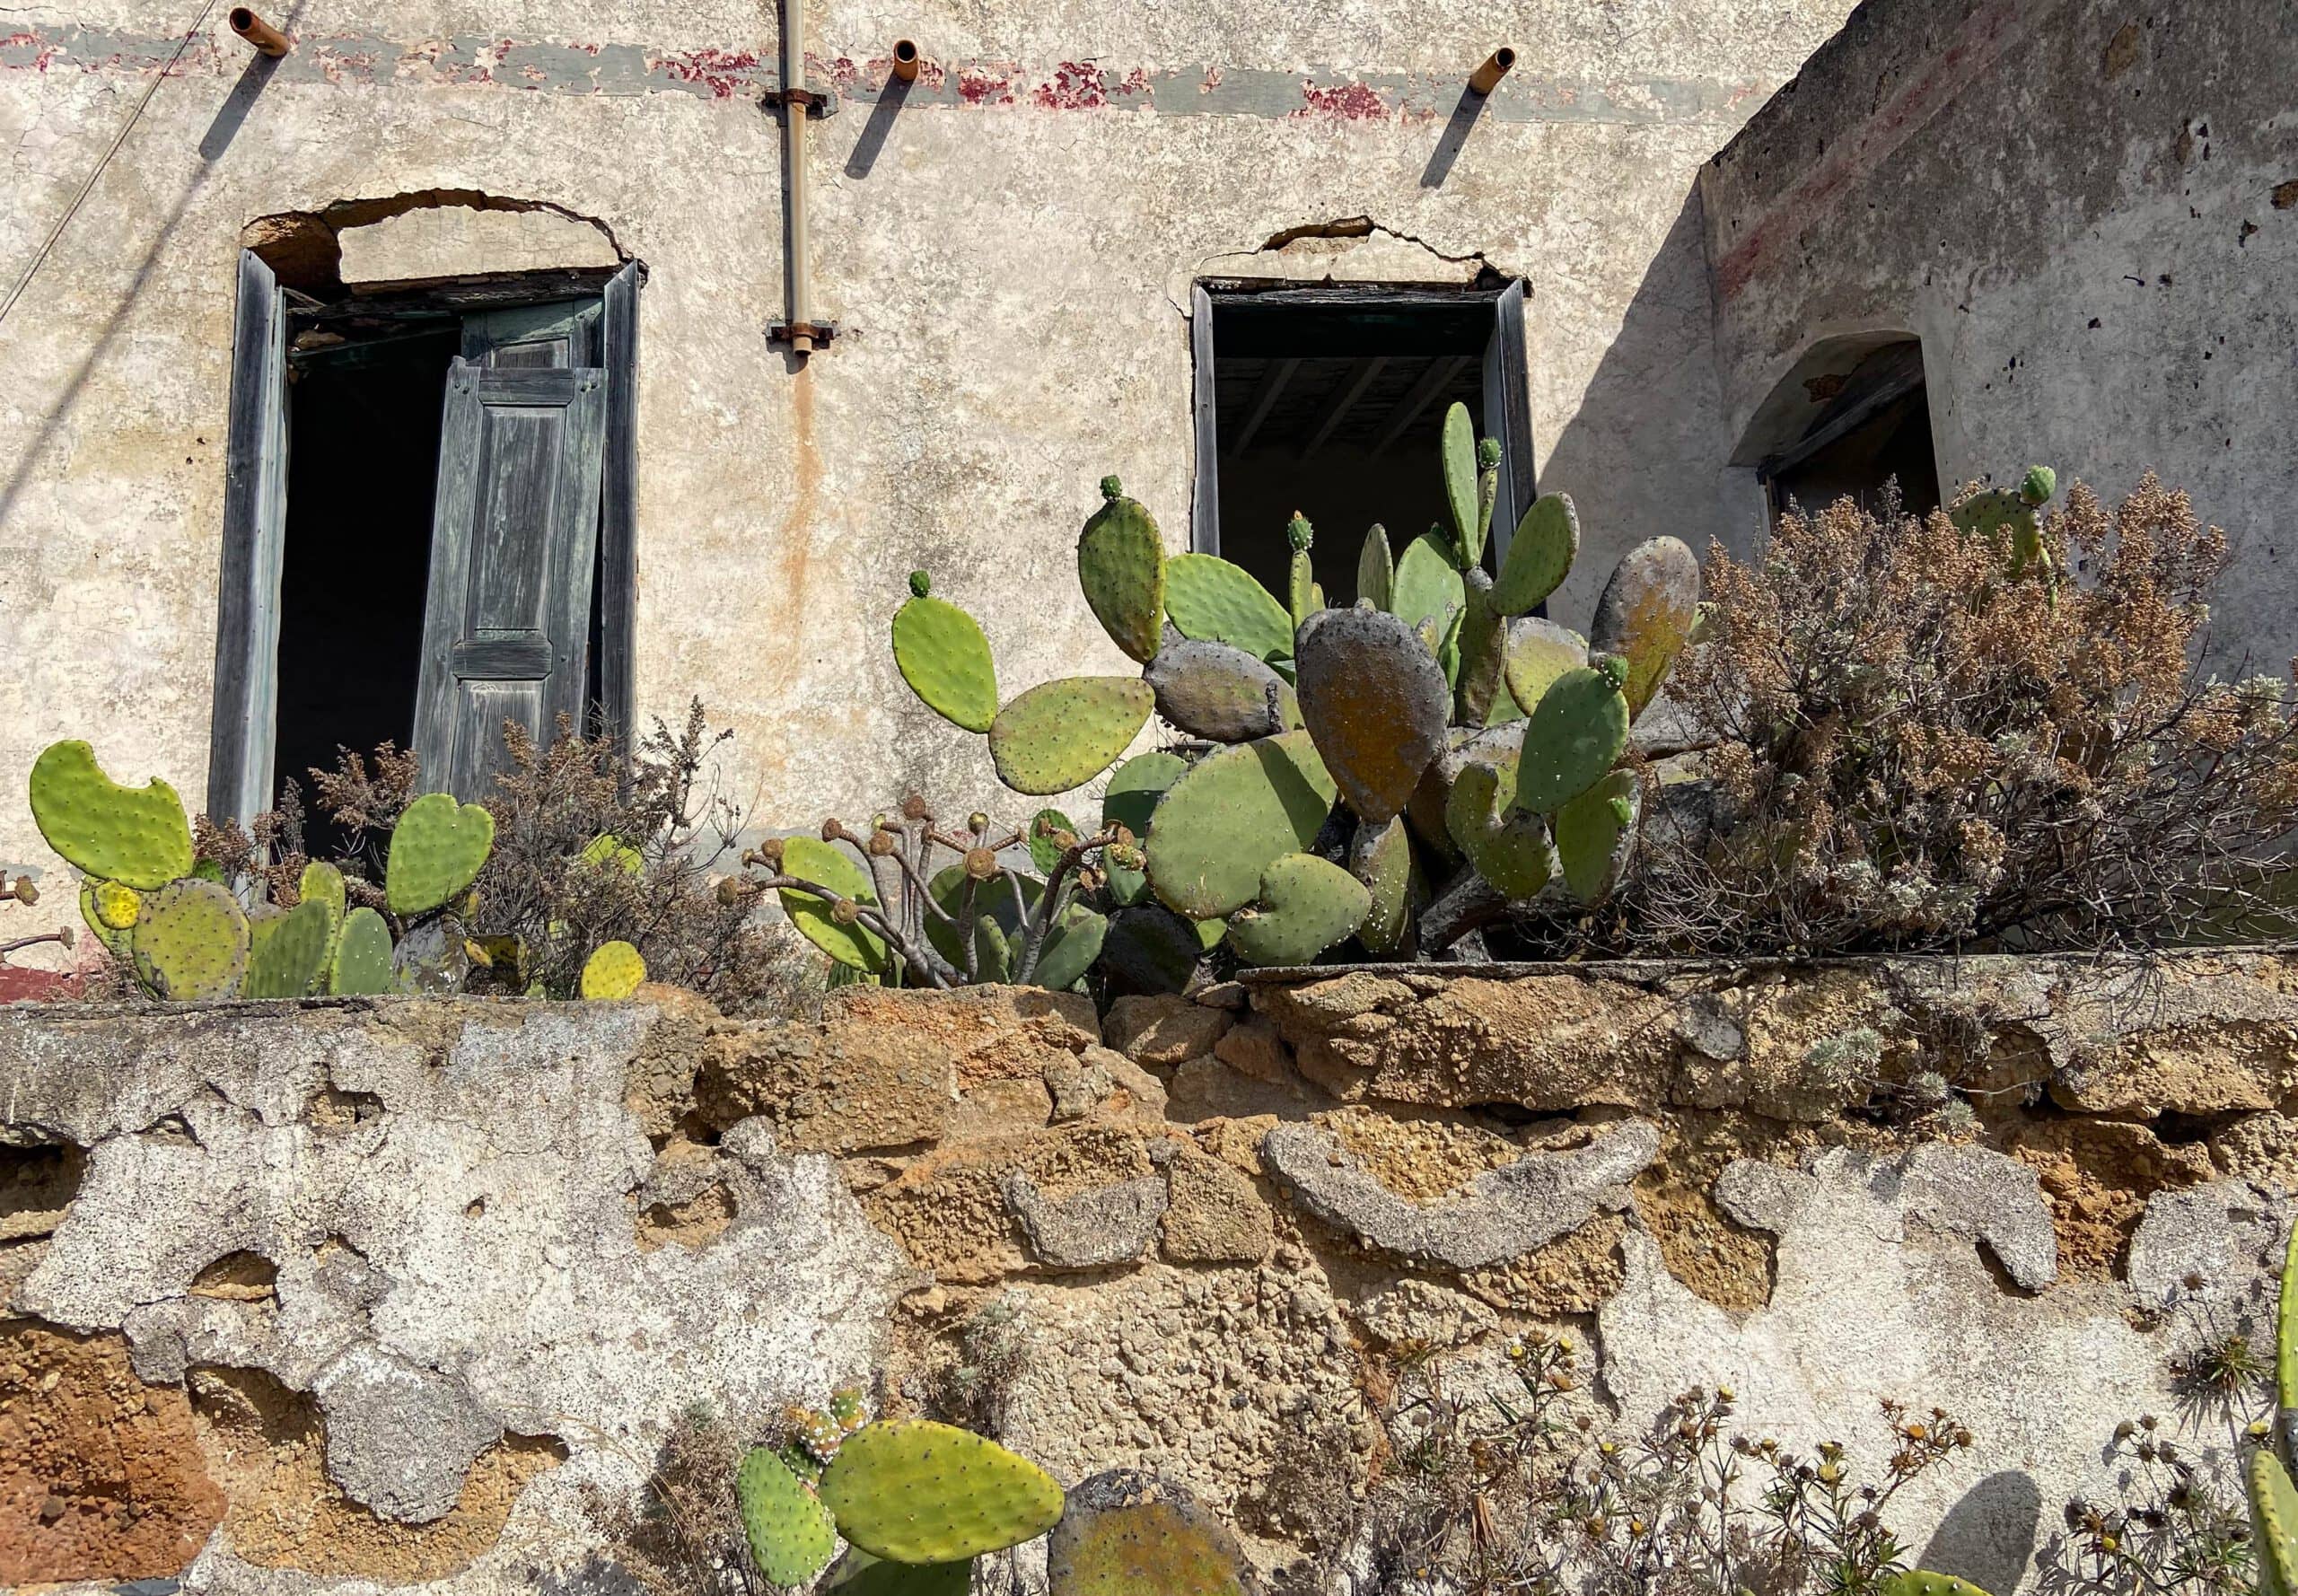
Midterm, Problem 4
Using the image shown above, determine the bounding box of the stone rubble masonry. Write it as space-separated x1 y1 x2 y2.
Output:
2 947 2296 1591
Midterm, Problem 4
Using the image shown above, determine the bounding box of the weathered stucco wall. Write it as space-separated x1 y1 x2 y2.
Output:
0 0 1861 949
1700 0 2298 670
6 954 2298 1592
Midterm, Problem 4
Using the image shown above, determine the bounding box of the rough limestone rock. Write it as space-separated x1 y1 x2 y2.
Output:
1349 1277 1500 1349
1260 1118 1659 1269
1159 1146 1276 1265
1106 994 1235 1066
1004 1169 1170 1270
2125 1179 2295 1310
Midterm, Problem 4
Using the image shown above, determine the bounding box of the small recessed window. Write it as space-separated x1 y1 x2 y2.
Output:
1189 282 1532 600
1742 337 1941 521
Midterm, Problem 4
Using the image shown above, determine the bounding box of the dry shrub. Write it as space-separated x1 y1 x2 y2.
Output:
1605 475 2298 956
583 1406 767 1596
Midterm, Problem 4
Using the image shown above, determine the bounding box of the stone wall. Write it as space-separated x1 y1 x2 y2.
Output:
6 954 2297 1592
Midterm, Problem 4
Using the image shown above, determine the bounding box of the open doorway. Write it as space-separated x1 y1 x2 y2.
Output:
1191 283 1534 601
1739 338 1941 521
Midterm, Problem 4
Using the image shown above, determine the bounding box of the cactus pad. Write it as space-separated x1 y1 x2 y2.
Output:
1454 569 1507 727
2256 1446 2298 1596
1555 769 1639 903
1048 1469 1259 1596
820 1419 1064 1564
329 908 394 995
990 677 1155 795
1355 524 1393 610
1162 554 1295 664
1225 852 1370 967
778 837 890 973
1026 809 1079 875
926 865 1039 971
1294 607 1451 823
1347 815 1415 958
299 861 347 931
1512 665 1630 815
390 918 470 994
131 879 250 1001
1502 618 1590 719
1102 751 1188 837
1032 903 1108 990
2020 465 2058 505
736 1445 838 1587
28 741 194 890
79 881 135 962
1144 731 1337 919
1884 1576 1995 1596
826 1550 973 1594
1146 639 1293 744
893 589 1001 733
244 898 333 998
1441 402 1480 567
1390 530 1465 638
2278 1218 2298 1442
1077 482 1167 662
577 833 645 876
1590 536 1700 717
1490 494 1579 616
385 793 496 916
1447 759 1554 899
1099 906 1205 995
581 940 646 999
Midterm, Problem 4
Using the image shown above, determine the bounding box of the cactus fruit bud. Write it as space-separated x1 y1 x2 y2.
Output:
909 570 932 597
1598 655 1631 688
11 875 37 907
831 899 862 925
1478 437 1502 469
866 829 898 856
902 794 931 820
759 837 786 869
2020 465 2057 505
1286 512 1314 552
716 876 745 906
1609 795 1635 827
820 819 843 843
969 811 990 834
1100 475 1123 500
964 847 998 881
1110 823 1135 847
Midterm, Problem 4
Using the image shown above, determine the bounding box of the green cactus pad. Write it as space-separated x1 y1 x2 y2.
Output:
893 591 1001 733
2019 465 2058 506
1143 731 1337 919
1512 666 1630 816
737 1445 838 1587
1454 569 1507 727
2255 1449 2298 1596
1102 751 1188 837
1390 529 1466 639
244 898 334 998
925 865 1040 972
826 1549 973 1595
1883 1575 1996 1596
329 907 394 995
577 833 645 876
1162 554 1294 664
1502 618 1591 719
131 879 250 1001
1145 639 1293 744
28 741 194 890
2277 1218 2298 1438
79 881 135 962
1099 906 1206 995
1031 903 1109 990
1355 524 1393 609
1490 494 1579 616
581 940 646 999
1026 809 1079 875
778 837 890 974
1287 546 1317 631
1077 484 1167 662
1225 852 1370 968
820 1419 1064 1565
1447 759 1555 899
990 678 1155 795
298 861 347 930
1048 1469 1258 1596
1294 607 1451 824
385 793 496 916
1441 402 1480 567
1347 815 1415 958
1555 769 1639 903
1590 536 1701 718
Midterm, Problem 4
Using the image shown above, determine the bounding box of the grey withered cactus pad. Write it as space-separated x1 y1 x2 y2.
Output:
1145 637 1294 743
1293 605 1451 823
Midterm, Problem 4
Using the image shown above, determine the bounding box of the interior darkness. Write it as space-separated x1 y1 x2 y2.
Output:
1766 341 1942 522
273 323 458 859
1212 294 1494 601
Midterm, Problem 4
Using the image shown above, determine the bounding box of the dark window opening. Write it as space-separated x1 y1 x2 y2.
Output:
1755 340 1941 521
1192 284 1532 603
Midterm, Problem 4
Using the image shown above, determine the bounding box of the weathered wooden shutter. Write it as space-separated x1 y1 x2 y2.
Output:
207 249 290 826
411 357 609 800
1480 278 1534 574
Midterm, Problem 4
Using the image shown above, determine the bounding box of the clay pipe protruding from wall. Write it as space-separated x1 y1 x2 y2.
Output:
890 39 921 82
1468 47 1514 96
229 6 290 57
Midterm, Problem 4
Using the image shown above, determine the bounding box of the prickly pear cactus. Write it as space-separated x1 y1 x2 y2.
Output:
78 881 136 961
1285 513 1317 630
1077 478 1167 663
1442 402 1480 567
1347 815 1414 957
736 1445 838 1587
1554 769 1640 903
1453 570 1509 727
1490 493 1579 617
1294 607 1451 824
1047 1469 1259 1596
2277 1218 2298 1457
1502 617 1590 721
385 793 495 916
1100 904 1206 995
1226 851 1371 968
1145 640 1294 744
1031 901 1109 990
1882 1575 1996 1596
131 879 250 1000
1355 524 1393 610
1162 553 1295 665
778 836 890 973
28 741 194 890
988 677 1155 795
1143 731 1337 920
825 1550 973 1594
577 833 645 876
1390 529 1466 645
243 897 333 999
1447 759 1554 899
580 940 646 999
299 861 347 929
1590 536 1700 718
1513 662 1631 816
893 572 1002 733
819 1419 1064 1565
2264 1440 2298 1596
1027 809 1080 876
329 907 394 995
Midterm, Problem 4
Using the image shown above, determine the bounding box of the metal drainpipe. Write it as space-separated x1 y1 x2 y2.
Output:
780 0 814 356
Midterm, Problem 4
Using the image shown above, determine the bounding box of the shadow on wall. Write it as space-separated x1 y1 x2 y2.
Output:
1536 185 1757 629
1918 1469 2043 1595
